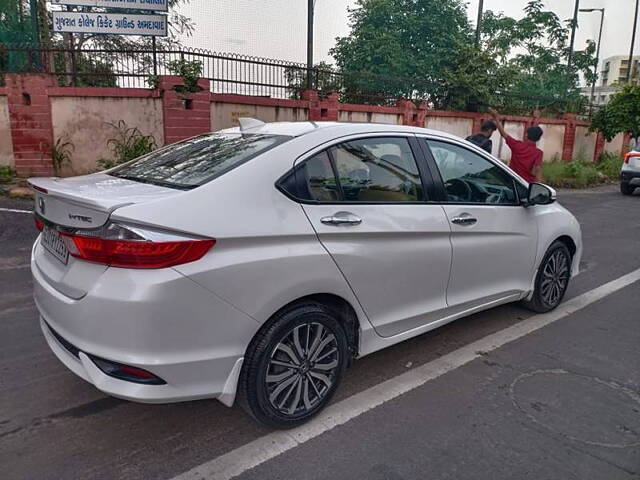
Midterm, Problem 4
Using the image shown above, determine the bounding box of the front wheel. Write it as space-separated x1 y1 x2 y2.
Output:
522 241 572 313
237 302 348 429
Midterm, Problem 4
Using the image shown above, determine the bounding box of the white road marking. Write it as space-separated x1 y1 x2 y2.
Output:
171 267 640 480
0 264 30 271
0 207 33 214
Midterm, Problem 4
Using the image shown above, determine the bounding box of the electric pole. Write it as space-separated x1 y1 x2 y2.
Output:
475 0 484 47
567 0 580 73
628 0 640 83
306 0 315 90
580 8 605 117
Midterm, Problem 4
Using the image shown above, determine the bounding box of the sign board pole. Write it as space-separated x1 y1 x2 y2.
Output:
152 36 158 77
29 0 42 68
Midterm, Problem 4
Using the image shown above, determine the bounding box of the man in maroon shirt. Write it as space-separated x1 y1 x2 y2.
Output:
488 108 544 183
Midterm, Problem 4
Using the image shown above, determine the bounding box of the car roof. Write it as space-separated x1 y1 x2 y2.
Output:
219 121 463 142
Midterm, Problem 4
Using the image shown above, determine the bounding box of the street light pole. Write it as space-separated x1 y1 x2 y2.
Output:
567 0 580 73
580 8 605 116
306 0 315 90
475 0 484 47
627 0 640 83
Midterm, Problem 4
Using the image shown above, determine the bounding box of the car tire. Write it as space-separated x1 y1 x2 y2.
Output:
521 241 572 313
237 302 349 429
621 182 635 196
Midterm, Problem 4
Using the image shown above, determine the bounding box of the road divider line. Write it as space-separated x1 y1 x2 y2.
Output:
0 207 33 214
170 267 640 480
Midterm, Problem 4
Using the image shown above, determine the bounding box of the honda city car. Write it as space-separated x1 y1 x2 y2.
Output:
30 120 582 428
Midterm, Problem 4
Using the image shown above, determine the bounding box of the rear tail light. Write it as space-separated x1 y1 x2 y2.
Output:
90 356 166 385
624 152 640 164
34 216 44 231
61 222 215 269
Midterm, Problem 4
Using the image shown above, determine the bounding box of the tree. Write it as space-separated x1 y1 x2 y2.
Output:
326 0 595 113
483 0 595 114
330 0 471 105
0 1 33 44
590 85 640 141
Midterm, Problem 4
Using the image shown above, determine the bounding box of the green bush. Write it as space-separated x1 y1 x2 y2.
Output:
97 120 157 170
0 166 15 183
167 59 203 94
595 152 624 179
51 136 74 175
542 153 622 189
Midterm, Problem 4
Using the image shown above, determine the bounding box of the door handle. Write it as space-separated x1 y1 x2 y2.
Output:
451 214 477 226
321 211 362 226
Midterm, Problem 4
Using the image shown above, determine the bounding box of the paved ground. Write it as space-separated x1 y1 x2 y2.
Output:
1 184 639 480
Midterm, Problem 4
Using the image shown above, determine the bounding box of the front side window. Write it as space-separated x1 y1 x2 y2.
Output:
427 140 519 205
110 133 290 189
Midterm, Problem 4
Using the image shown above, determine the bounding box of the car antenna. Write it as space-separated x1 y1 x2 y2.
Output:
238 117 265 132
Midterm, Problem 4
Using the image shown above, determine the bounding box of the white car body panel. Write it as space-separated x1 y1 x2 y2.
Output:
29 121 583 408
441 203 538 307
302 202 452 337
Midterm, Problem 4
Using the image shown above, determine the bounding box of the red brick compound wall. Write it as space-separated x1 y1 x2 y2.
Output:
0 74 621 177
2 75 57 176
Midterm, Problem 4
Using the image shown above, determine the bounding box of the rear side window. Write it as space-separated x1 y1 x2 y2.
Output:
110 133 290 190
329 137 424 202
279 137 425 203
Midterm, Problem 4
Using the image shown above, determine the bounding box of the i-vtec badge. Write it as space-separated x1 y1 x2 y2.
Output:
68 213 92 223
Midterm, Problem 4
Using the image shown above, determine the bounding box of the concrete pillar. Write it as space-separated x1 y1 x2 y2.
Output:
396 99 418 126
159 75 211 145
302 90 339 121
561 114 577 162
593 131 606 162
472 115 483 134
5 74 55 177
301 90 321 121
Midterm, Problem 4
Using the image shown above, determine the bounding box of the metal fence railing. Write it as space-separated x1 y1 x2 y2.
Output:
0 44 427 104
0 44 601 114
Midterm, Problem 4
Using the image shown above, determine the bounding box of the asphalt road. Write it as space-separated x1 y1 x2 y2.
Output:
1 184 639 480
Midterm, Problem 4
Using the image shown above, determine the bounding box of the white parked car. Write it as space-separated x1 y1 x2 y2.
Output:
30 120 582 428
621 148 640 195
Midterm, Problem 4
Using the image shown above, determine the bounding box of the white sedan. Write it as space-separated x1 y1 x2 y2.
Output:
30 120 582 428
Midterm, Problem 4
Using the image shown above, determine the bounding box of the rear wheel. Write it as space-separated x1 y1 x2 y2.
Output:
237 302 348 429
522 241 572 313
621 182 635 196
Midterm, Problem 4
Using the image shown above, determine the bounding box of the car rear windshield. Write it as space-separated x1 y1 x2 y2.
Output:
109 133 290 189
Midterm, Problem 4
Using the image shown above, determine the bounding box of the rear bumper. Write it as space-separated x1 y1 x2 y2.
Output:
32 241 258 405
621 169 640 186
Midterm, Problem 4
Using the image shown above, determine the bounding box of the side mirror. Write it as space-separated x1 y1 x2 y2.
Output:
524 182 556 206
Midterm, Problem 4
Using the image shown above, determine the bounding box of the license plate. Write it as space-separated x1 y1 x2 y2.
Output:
41 226 69 265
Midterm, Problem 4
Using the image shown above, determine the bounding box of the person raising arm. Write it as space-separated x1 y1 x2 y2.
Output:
488 108 544 183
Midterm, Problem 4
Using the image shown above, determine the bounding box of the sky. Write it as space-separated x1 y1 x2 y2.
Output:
177 0 639 71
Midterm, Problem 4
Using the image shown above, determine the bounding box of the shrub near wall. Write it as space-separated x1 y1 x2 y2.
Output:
542 153 622 188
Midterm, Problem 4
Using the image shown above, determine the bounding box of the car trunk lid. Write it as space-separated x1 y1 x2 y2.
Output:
29 173 181 299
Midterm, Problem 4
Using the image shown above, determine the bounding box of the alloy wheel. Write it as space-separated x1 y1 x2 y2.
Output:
540 249 570 308
265 322 340 417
